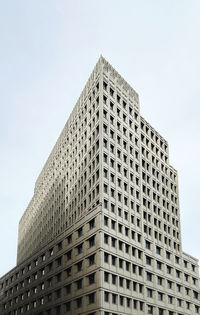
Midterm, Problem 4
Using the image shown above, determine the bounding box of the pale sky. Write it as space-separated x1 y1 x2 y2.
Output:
0 0 200 277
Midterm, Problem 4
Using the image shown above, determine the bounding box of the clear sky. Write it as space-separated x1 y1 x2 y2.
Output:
0 0 200 277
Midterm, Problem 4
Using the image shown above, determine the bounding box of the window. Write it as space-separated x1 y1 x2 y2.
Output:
146 240 151 249
184 273 189 281
138 266 143 276
185 287 190 295
88 273 95 284
89 219 95 229
118 240 123 250
67 234 72 244
111 188 115 197
104 216 108 226
111 237 116 247
147 305 153 314
103 95 107 104
56 257 62 267
111 220 116 230
76 297 82 308
166 251 171 259
104 272 109 282
110 87 114 97
65 302 71 311
157 261 162 270
103 81 107 90
78 227 83 237
119 277 123 287
146 272 152 281
118 224 122 233
55 288 61 299
195 306 199 313
175 256 179 264
158 292 163 301
166 265 172 274
112 255 116 265
104 252 109 263
77 243 83 254
33 273 37 280
66 250 72 260
167 280 172 289
125 261 130 271
177 299 182 307
146 256 152 265
88 254 95 266
147 288 153 298
185 302 190 310
176 270 180 278
104 291 109 302
157 276 163 285
120 295 124 306
104 234 109 244
88 235 95 247
47 293 52 301
112 293 117 304
104 199 108 209
76 279 82 289
111 203 115 213
156 246 161 255
193 290 198 299
112 274 116 284
88 293 95 304
66 267 71 277
65 284 71 294
56 272 61 282
76 260 83 272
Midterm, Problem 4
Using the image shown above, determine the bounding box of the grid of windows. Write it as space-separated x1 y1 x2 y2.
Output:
0 57 199 315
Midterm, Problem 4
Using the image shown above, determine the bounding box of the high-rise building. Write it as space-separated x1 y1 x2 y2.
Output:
0 56 199 315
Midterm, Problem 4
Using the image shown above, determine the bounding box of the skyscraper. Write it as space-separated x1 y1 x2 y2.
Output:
0 56 199 315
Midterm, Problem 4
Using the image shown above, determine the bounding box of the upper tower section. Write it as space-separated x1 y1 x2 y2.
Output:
18 56 102 264
17 57 170 265
34 56 140 195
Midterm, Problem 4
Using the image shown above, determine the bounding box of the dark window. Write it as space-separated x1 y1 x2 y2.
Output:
88 293 95 304
88 236 95 247
76 297 82 308
76 279 82 289
88 273 95 284
77 227 83 237
89 219 95 229
66 250 72 260
76 261 83 271
88 254 95 265
65 302 70 311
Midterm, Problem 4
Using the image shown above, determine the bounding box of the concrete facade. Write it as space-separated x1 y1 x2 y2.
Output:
0 56 199 315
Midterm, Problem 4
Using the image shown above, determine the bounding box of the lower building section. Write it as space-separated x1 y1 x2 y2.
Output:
0 207 102 315
0 205 200 315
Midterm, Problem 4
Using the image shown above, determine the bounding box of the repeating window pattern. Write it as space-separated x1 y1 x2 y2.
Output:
0 217 99 314
18 75 101 264
1 57 199 315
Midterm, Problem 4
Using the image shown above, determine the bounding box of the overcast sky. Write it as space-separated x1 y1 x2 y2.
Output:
0 0 200 277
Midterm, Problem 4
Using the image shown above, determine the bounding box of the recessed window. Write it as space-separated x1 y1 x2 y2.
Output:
77 227 83 237
146 240 151 249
